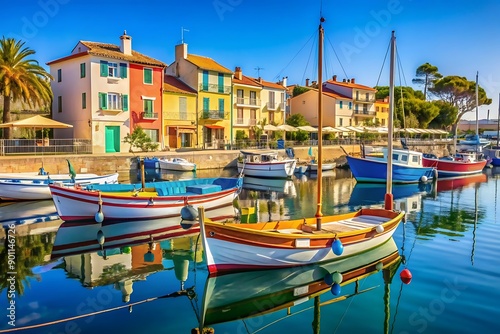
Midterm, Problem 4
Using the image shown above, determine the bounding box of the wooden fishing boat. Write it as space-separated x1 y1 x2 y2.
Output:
346 148 436 183
197 27 406 274
49 177 242 222
422 155 487 177
237 149 297 178
199 238 400 329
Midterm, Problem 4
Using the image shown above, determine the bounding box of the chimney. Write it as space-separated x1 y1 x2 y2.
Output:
120 30 132 55
332 75 337 81
351 78 355 84
306 78 310 86
282 76 287 87
258 77 263 83
342 79 346 82
175 43 187 61
234 66 242 80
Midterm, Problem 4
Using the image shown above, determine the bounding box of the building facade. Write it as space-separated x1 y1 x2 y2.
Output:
47 32 165 153
165 43 232 149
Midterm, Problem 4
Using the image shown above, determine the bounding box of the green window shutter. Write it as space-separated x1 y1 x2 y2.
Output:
100 61 108 77
203 97 209 111
57 69 62 82
82 92 86 109
99 92 107 110
120 63 127 78
144 68 152 84
80 63 86 78
122 94 128 111
218 98 224 111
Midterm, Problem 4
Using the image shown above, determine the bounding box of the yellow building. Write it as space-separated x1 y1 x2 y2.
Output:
163 75 198 149
165 43 232 149
232 67 287 140
374 98 389 127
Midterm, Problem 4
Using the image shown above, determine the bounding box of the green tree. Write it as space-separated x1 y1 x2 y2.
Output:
428 100 458 129
430 75 492 136
292 86 310 97
123 126 159 152
0 38 53 139
412 63 442 100
286 113 310 142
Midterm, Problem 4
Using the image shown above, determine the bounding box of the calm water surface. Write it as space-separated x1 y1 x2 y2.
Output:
1 167 500 333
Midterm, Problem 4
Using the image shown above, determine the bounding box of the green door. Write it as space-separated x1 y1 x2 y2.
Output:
105 126 120 153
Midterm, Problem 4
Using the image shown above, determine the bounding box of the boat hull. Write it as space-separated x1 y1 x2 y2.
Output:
346 155 435 183
200 208 404 274
307 162 336 172
0 173 119 200
422 157 487 177
483 147 500 166
237 160 297 178
159 158 197 171
49 178 241 221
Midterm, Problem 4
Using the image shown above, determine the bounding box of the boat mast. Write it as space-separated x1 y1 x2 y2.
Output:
475 72 480 153
316 17 324 230
497 92 499 148
385 31 395 210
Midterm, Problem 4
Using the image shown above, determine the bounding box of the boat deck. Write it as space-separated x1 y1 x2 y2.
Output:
270 215 386 234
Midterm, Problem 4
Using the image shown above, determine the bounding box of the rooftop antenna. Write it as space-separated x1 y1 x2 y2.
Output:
255 66 264 77
181 27 189 43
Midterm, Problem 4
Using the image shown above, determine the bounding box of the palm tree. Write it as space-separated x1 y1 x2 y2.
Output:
0 37 53 139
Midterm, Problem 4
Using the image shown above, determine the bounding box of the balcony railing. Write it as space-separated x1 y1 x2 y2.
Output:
353 96 375 103
199 83 231 94
235 97 260 106
201 110 229 120
163 111 197 121
278 102 285 110
353 110 376 116
141 112 159 120
267 102 277 110
235 118 257 126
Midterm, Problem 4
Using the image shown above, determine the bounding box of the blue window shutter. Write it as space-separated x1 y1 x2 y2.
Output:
202 70 208 90
99 92 107 110
218 73 224 93
120 63 127 78
100 61 108 77
219 98 224 111
80 63 86 78
203 97 209 111
122 94 128 111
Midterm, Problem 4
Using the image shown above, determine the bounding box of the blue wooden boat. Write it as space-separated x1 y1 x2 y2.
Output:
346 148 436 184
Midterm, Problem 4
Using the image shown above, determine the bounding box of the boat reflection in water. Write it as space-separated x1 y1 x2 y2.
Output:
0 200 60 227
197 237 402 333
435 173 488 192
348 182 433 210
50 204 236 259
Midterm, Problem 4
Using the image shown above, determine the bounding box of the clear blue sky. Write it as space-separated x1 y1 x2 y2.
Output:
3 0 500 121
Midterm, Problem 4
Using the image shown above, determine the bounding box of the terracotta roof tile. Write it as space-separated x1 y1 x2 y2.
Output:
49 41 166 67
326 79 376 91
163 75 197 95
186 54 232 74
233 74 261 87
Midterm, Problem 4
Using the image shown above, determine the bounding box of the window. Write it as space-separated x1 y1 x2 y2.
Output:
202 70 208 90
250 91 257 105
57 69 61 82
144 68 153 84
144 99 154 116
99 92 127 111
218 98 224 112
203 97 209 111
339 101 343 109
339 118 343 126
401 155 408 162
269 91 275 105
366 93 369 101
179 97 187 120
80 63 86 78
82 92 86 109
237 108 243 124
348 101 352 109
108 93 121 110
218 73 224 93
237 89 244 104
108 62 118 77
412 156 419 163
143 128 159 143
57 96 62 112
376 106 379 112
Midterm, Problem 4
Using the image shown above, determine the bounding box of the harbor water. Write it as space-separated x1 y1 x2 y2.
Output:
1 167 499 333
